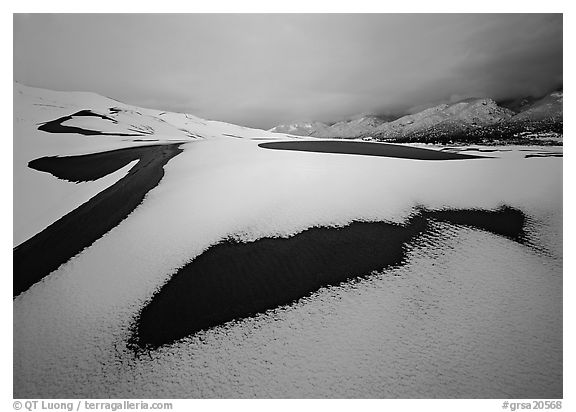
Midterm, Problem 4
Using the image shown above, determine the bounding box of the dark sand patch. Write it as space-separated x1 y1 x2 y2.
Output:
133 206 525 349
29 146 149 182
425 208 526 243
259 140 484 160
38 110 143 137
14 143 184 297
525 153 563 159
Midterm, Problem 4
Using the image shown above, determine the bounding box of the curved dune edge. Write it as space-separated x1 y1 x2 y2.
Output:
13 143 184 297
29 146 153 183
133 206 525 349
38 110 143 137
258 140 485 160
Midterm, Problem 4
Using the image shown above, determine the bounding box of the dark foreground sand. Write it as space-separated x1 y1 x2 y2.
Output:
14 143 183 297
259 140 483 160
135 206 525 349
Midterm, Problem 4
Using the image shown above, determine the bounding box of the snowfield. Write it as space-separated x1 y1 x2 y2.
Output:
13 84 562 398
13 83 294 247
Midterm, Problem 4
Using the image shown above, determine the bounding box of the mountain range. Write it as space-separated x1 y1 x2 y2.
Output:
270 91 563 144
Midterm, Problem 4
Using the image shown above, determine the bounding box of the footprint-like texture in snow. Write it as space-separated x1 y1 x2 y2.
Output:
134 206 526 349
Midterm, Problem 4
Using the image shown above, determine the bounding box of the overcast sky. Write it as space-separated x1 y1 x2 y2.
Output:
14 14 562 128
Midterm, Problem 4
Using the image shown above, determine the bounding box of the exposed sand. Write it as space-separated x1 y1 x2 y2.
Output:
28 145 152 182
13 143 183 296
38 109 142 137
259 140 484 160
135 207 526 348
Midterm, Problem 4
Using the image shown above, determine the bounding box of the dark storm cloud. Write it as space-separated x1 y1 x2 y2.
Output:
14 14 562 129
440 14 562 99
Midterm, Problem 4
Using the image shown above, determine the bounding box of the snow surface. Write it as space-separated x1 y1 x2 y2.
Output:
13 84 562 398
13 83 293 246
14 160 138 246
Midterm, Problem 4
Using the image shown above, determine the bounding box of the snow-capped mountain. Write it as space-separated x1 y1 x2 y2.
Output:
268 121 332 136
374 98 514 139
269 92 563 143
509 91 563 123
269 115 390 138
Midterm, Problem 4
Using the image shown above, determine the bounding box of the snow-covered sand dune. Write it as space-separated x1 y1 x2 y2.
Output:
13 83 295 247
13 84 562 398
134 206 528 349
14 144 183 296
